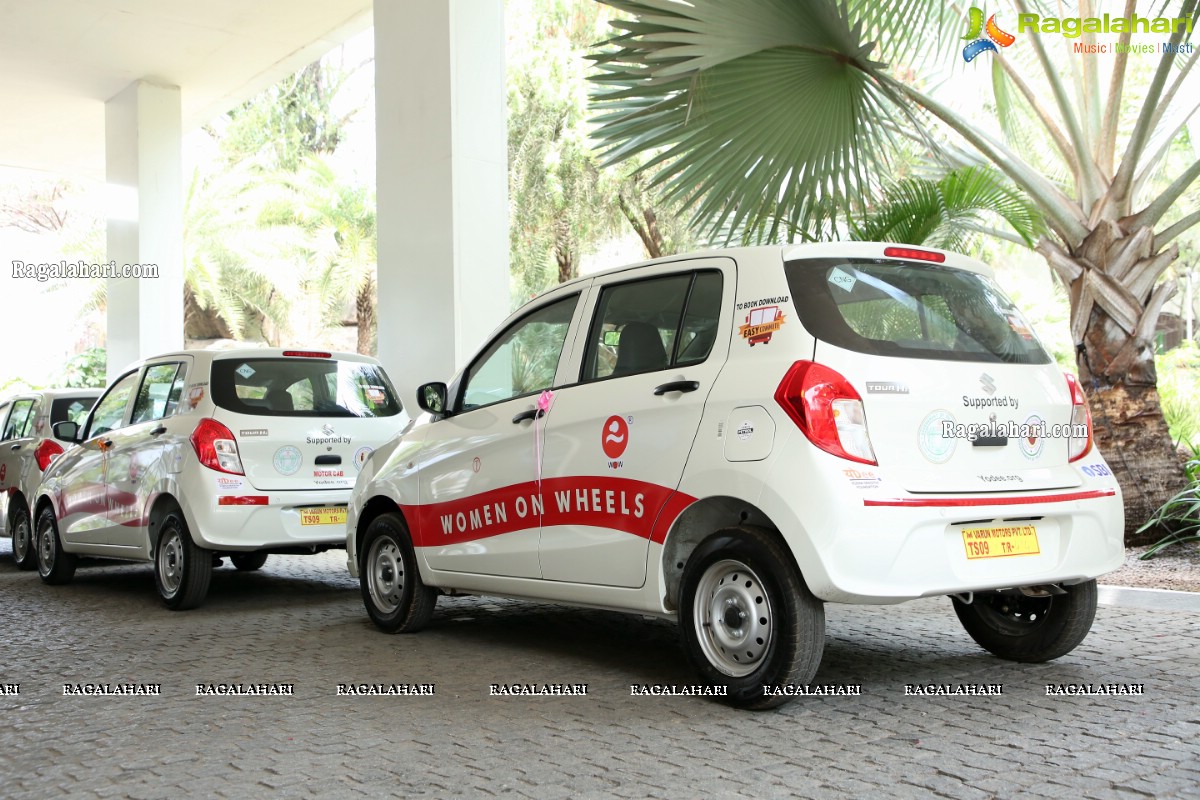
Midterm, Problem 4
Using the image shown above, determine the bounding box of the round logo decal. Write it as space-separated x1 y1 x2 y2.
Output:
601 415 629 459
273 446 302 476
1019 414 1046 460
917 410 956 464
353 446 373 471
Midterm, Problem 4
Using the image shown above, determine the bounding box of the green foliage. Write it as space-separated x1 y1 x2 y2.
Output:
56 348 107 389
851 167 1045 251
1156 343 1200 449
1137 447 1200 559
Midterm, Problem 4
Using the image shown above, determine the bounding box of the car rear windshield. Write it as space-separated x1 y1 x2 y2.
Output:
50 396 97 426
211 358 402 417
785 258 1051 364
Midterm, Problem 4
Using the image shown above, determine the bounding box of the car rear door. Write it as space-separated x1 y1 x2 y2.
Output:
538 259 734 587
0 397 26 527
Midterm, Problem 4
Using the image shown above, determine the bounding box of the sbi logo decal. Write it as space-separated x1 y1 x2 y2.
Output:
1080 464 1112 478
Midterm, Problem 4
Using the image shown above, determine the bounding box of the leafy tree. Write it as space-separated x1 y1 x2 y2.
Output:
589 0 1200 539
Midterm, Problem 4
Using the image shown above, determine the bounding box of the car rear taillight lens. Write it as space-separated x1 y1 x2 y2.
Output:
190 418 245 475
34 440 64 471
1065 373 1093 462
775 361 877 465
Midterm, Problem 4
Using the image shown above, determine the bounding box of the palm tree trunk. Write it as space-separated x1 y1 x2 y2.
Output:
1038 223 1186 543
356 275 376 356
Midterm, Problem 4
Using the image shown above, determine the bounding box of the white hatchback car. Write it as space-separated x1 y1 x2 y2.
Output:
0 388 101 569
347 243 1124 709
34 348 405 609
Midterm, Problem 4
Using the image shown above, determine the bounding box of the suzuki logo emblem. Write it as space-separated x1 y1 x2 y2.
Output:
321 424 335 436
980 373 997 395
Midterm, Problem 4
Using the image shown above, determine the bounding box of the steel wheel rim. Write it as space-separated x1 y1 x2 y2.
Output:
977 593 1053 636
13 515 31 562
158 530 184 596
38 523 55 573
367 536 405 614
693 558 773 678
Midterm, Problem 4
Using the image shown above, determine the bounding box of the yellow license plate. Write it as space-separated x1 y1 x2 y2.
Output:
300 507 347 526
961 524 1040 560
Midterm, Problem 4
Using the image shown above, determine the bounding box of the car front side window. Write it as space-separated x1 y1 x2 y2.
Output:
458 294 578 412
85 372 141 439
1 399 36 441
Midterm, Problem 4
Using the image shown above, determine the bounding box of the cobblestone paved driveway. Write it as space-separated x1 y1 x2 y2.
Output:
1 548 1197 799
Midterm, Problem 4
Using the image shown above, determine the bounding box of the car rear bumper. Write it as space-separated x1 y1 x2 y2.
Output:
796 488 1125 604
183 488 352 551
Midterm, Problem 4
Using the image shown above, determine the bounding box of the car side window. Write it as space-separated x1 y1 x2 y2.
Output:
2 399 36 441
0 403 9 439
458 294 578 412
583 270 723 381
131 363 184 425
84 372 140 439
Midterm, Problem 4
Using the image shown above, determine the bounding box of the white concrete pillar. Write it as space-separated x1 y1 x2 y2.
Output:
105 80 183 380
374 0 509 409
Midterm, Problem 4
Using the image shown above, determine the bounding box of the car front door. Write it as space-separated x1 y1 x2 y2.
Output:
0 397 32 531
103 359 190 550
55 371 140 545
416 288 586 579
538 259 734 587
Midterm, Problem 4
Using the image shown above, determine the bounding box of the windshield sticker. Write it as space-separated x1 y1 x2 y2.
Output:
1007 315 1035 340
918 410 957 464
828 267 857 292
235 364 256 379
273 446 302 476
354 447 374 471
68 402 84 413
738 305 785 346
365 386 387 406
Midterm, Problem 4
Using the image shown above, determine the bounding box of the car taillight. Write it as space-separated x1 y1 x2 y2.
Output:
1065 373 1093 462
883 246 946 263
190 418 245 475
35 440 64 471
775 361 877 465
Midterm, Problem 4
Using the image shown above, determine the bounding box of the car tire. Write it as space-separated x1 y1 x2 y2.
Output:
154 512 212 610
679 526 825 710
359 512 436 633
230 552 269 572
35 506 76 585
951 580 1097 662
10 502 37 570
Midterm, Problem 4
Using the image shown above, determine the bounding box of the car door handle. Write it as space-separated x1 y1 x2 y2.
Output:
8 443 20 451
653 380 700 396
149 426 167 437
511 408 545 424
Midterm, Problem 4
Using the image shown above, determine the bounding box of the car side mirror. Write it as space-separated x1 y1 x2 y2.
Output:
52 421 80 443
417 382 448 415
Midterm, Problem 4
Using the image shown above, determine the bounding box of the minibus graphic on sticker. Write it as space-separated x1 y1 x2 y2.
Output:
739 305 785 345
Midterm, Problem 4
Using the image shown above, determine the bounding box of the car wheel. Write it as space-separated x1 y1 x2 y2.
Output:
35 506 76 585
230 552 268 572
10 502 37 570
951 580 1097 662
359 512 436 633
154 512 212 610
679 527 825 710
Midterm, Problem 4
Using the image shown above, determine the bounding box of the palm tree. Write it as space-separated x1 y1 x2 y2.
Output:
589 0 1200 540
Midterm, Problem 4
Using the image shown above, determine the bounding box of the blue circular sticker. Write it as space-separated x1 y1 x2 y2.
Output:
917 410 956 464
273 446 302 476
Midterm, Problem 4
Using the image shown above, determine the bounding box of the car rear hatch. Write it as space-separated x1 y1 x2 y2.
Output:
785 250 1084 493
208 352 406 492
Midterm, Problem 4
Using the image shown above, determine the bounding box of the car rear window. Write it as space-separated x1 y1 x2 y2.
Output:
50 396 98 427
211 358 402 417
785 258 1051 364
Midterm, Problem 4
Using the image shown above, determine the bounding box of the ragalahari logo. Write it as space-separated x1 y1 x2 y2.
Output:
962 7 1016 62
